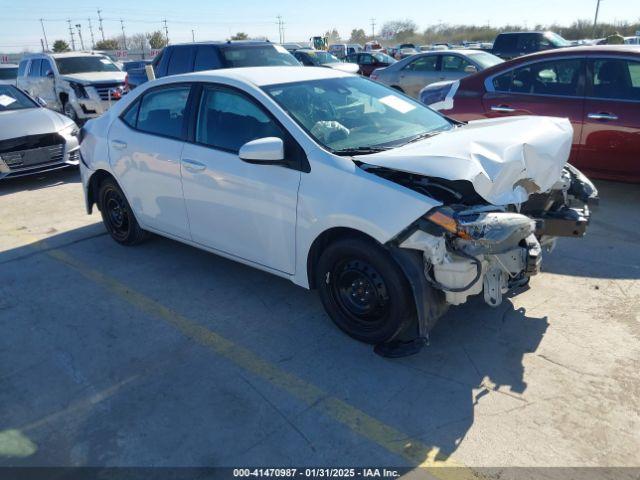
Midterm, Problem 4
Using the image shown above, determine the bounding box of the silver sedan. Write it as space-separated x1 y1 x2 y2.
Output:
0 85 79 179
370 50 503 98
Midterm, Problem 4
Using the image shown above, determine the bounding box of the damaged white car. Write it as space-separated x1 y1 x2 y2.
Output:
79 67 598 356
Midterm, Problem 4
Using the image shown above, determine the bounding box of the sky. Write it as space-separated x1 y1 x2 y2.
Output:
1 0 638 52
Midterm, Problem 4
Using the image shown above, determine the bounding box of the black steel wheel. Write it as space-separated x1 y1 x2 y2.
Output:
98 178 148 246
316 236 417 344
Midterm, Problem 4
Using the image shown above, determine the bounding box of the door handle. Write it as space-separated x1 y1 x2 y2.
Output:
182 158 206 172
491 105 516 113
588 112 618 121
110 140 127 150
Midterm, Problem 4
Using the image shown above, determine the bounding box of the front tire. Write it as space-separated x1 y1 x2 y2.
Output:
98 178 148 246
316 237 417 344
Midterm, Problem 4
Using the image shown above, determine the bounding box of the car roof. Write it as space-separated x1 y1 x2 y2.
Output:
510 44 640 60
24 51 110 59
167 41 275 48
172 66 351 87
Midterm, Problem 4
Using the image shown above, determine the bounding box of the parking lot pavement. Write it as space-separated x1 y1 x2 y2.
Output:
0 168 639 469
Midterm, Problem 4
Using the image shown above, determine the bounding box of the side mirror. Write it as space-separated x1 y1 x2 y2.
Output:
45 70 54 78
239 137 284 164
464 65 478 74
36 96 47 107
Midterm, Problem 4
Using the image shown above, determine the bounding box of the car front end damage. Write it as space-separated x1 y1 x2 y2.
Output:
356 116 598 356
359 157 598 357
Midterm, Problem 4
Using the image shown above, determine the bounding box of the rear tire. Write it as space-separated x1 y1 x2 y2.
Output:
316 237 417 344
98 178 148 246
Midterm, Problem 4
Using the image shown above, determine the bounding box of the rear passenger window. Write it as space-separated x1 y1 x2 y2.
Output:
493 59 582 97
405 56 437 72
196 87 283 152
194 46 221 72
121 98 140 128
166 47 194 75
591 59 640 101
28 60 42 77
136 86 190 139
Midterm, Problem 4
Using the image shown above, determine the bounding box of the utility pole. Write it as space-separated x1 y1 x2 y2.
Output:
192 29 195 43
40 38 45 53
76 24 85 50
163 19 169 45
88 18 96 49
40 19 49 51
370 18 376 38
120 19 127 50
67 19 76 50
593 0 603 38
97 9 105 42
276 16 284 44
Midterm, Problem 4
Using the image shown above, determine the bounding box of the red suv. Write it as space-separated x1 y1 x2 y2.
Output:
420 46 640 182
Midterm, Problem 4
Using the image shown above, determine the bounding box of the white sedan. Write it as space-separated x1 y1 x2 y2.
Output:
79 67 597 356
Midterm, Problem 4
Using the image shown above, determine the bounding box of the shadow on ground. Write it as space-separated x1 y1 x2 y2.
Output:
0 168 80 197
0 221 552 466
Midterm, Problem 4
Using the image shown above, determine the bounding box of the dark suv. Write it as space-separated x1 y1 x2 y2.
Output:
126 41 300 90
491 31 571 60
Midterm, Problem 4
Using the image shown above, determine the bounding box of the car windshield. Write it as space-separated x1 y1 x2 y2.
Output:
545 32 571 47
467 51 504 68
0 67 18 80
55 56 120 74
0 85 36 111
306 51 340 65
221 45 300 67
263 76 452 154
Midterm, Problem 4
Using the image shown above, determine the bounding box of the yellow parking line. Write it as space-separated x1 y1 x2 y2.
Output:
8 230 474 476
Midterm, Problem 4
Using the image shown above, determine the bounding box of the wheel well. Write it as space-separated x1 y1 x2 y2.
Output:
87 169 115 212
306 227 379 289
59 92 68 105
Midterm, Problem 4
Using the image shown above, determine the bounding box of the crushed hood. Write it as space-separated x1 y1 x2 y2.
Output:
358 116 573 205
60 72 126 84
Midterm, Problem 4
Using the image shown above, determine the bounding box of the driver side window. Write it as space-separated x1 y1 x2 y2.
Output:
196 87 284 152
405 56 437 72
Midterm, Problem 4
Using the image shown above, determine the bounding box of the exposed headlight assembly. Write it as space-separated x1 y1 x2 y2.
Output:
425 207 535 253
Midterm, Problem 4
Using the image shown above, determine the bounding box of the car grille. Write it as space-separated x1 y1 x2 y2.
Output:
1 144 65 170
92 82 125 101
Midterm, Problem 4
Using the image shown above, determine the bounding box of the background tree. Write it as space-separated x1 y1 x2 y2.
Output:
52 40 70 52
349 28 367 45
380 19 418 43
147 30 168 49
95 38 120 50
230 32 249 40
324 28 341 44
128 33 149 52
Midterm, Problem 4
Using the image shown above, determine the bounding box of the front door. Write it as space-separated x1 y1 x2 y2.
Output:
180 85 301 274
482 56 586 163
108 84 192 239
578 57 640 181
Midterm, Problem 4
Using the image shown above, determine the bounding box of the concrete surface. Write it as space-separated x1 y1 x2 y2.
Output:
0 168 638 469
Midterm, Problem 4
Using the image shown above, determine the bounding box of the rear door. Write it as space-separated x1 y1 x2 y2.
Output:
482 56 586 162
578 57 640 181
108 83 193 238
398 55 439 97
